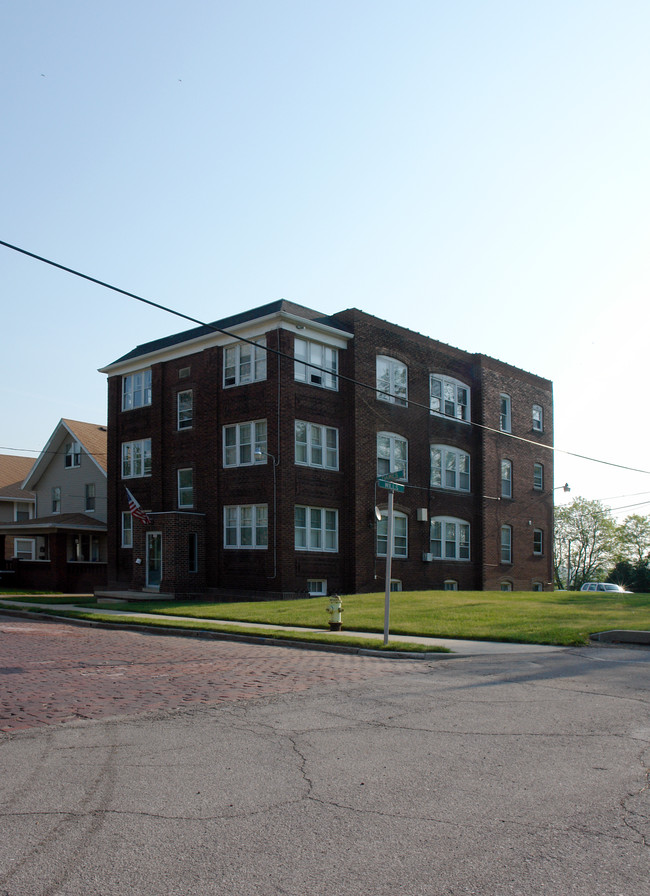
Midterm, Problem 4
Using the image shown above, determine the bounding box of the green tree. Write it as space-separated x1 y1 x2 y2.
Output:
554 498 617 589
613 513 650 565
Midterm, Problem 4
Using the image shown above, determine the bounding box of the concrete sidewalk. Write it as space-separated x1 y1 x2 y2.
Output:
0 599 567 656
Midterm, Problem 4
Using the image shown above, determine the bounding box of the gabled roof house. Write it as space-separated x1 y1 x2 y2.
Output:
0 419 108 593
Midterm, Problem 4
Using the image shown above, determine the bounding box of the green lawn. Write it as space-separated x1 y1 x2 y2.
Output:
5 589 646 647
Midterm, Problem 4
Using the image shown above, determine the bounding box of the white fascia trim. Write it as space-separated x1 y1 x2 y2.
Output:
99 311 353 377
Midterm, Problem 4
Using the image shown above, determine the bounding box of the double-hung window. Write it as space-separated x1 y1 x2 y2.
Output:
532 404 543 432
122 439 152 478
122 512 133 548
52 486 61 514
376 356 407 405
377 433 408 479
85 483 96 512
295 421 339 469
430 375 470 421
178 468 193 508
122 369 152 410
177 390 193 430
500 394 512 432
533 463 544 490
294 338 338 390
430 445 470 492
224 339 267 387
430 517 470 560
223 420 267 467
533 529 543 555
224 505 268 549
501 459 512 498
376 511 408 558
295 507 338 552
64 441 81 468
501 525 512 563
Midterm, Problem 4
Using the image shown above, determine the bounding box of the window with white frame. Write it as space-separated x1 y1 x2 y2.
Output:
377 433 408 479
52 486 61 513
223 339 267 387
178 468 194 508
223 420 267 467
532 581 543 592
500 394 512 432
122 512 133 548
444 580 458 591
122 439 152 478
533 463 544 490
501 525 512 563
294 338 338 390
533 528 543 555
430 445 470 492
122 369 152 410
14 538 35 560
64 441 81 468
389 580 402 592
376 511 408 558
501 459 512 498
430 375 470 422
430 517 470 561
224 505 268 549
307 579 327 596
295 421 339 470
15 502 31 521
177 390 193 430
532 404 543 432
295 506 338 552
376 356 407 405
85 483 96 512
500 581 513 592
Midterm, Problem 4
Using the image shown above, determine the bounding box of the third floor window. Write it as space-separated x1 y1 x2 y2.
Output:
122 369 152 411
224 339 267 387
377 356 407 405
430 375 470 422
294 338 338 390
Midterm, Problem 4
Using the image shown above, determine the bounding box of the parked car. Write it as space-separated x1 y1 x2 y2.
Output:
580 582 633 593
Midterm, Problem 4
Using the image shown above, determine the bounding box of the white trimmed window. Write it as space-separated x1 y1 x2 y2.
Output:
533 528 543 555
294 338 338 390
224 505 268 549
377 356 407 405
444 580 458 591
430 517 470 561
52 486 61 513
177 390 193 430
224 339 267 387
532 582 543 592
178 468 193 508
295 421 339 470
122 439 152 478
501 459 512 498
377 433 408 479
122 512 133 548
430 445 470 492
307 579 327 596
14 538 35 560
295 506 338 552
500 394 512 432
376 511 408 558
430 375 470 422
15 502 31 521
501 581 513 592
532 404 543 432
533 463 544 490
122 369 152 410
501 525 512 563
64 441 81 468
223 420 267 467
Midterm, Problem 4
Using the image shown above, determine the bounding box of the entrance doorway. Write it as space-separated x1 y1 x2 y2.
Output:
146 531 162 589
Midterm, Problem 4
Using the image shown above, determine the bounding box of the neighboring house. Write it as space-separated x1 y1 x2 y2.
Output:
0 454 36 563
0 420 108 593
99 301 554 598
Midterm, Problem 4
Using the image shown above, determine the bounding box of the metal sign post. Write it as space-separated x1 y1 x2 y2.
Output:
376 470 404 645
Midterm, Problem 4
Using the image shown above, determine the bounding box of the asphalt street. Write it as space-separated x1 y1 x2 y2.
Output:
1 614 649 895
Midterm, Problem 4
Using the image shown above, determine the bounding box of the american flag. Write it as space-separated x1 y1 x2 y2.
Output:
125 487 152 524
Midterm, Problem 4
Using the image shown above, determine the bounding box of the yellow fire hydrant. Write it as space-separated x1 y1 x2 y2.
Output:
326 594 343 631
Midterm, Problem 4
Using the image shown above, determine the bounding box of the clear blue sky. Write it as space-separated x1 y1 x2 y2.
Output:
2 1 649 518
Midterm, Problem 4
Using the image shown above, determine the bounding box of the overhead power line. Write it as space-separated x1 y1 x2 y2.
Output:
2 238 650 477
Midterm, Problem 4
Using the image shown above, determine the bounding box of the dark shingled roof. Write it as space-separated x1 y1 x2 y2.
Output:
107 299 352 366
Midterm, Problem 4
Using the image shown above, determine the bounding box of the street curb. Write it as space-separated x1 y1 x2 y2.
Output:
0 606 454 660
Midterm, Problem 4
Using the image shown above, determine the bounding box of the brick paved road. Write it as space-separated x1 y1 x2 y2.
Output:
0 613 403 732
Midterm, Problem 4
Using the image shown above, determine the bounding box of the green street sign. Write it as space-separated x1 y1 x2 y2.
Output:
377 478 405 493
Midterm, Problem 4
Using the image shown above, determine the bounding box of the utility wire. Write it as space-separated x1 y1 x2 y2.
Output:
2 238 650 477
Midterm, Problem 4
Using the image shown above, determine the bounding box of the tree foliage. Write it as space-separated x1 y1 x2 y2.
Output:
553 498 617 589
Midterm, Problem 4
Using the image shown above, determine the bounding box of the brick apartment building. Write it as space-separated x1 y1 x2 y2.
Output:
99 301 554 597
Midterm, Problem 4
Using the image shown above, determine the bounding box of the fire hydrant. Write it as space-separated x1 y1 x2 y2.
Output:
326 594 343 631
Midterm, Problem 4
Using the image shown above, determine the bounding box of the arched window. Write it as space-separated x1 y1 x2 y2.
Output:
501 459 512 498
430 445 470 492
430 375 470 422
377 433 408 479
430 517 470 561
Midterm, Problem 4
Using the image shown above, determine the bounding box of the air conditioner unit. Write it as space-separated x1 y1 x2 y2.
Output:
422 552 433 562
417 508 428 522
